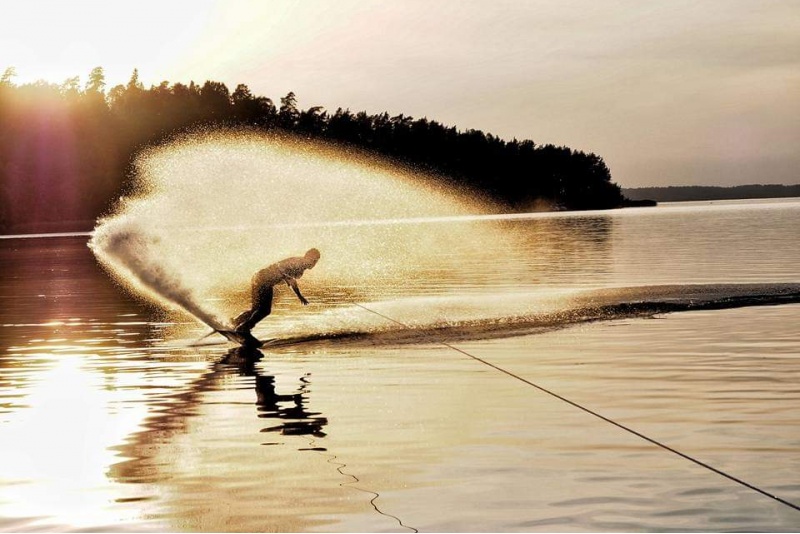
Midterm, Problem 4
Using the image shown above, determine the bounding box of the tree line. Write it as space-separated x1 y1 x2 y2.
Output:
623 184 800 203
0 67 627 233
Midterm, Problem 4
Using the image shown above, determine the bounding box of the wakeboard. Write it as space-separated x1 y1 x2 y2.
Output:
214 329 265 348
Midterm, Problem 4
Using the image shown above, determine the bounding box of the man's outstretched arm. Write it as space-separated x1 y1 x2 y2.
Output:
286 278 309 305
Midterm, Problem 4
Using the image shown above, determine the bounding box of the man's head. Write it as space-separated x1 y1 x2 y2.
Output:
304 248 321 268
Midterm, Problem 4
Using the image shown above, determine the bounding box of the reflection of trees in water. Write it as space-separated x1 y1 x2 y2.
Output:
0 237 146 340
0 237 153 407
498 216 615 285
109 347 327 485
406 215 615 290
341 216 616 299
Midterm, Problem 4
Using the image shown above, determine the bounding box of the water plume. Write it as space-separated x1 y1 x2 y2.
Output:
89 130 506 329
90 219 227 329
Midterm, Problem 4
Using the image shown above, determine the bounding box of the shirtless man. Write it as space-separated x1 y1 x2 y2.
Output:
233 248 320 335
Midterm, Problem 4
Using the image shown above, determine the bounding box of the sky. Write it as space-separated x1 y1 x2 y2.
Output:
3 0 799 188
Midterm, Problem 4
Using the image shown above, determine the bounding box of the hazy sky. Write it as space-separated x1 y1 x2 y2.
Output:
4 0 799 187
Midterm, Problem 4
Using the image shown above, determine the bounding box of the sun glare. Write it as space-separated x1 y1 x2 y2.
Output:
0 352 152 528
3 0 217 87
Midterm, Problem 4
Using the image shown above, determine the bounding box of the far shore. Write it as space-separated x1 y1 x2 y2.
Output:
623 183 800 203
5 193 800 237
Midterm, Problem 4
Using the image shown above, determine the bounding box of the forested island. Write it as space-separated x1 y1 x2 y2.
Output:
623 185 800 203
0 67 628 234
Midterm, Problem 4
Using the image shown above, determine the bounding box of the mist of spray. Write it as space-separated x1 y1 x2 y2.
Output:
89 130 507 328
90 217 227 329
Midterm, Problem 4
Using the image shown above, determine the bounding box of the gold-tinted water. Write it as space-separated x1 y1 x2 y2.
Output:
3 200 800 531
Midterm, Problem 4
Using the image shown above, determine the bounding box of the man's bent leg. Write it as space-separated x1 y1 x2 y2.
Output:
236 286 274 333
232 309 252 329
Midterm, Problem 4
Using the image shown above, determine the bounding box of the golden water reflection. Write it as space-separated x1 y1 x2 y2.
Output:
0 340 160 530
2 201 800 531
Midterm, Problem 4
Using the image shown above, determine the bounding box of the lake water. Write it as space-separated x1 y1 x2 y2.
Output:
1 198 799 532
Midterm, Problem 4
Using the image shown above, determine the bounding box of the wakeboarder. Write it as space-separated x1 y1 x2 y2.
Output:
232 248 321 336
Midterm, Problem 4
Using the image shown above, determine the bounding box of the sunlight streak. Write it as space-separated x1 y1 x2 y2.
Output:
0 350 155 529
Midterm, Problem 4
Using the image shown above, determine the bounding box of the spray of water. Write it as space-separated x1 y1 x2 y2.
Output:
89 130 505 329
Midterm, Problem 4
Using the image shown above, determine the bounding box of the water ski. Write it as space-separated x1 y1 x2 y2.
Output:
215 329 264 348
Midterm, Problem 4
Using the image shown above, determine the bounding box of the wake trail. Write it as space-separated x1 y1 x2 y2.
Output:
238 283 800 349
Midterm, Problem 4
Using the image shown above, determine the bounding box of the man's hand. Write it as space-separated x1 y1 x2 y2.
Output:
287 277 309 305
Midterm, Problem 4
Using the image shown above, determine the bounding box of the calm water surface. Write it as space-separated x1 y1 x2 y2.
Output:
0 198 799 531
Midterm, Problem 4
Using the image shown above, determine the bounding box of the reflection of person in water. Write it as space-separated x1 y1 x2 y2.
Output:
233 248 320 335
256 374 327 438
221 348 327 439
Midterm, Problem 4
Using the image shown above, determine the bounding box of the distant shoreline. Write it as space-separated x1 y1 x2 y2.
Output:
623 184 800 203
3 194 799 238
